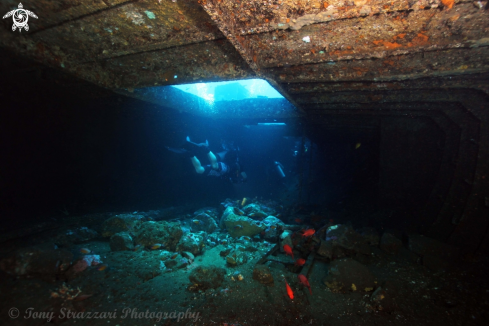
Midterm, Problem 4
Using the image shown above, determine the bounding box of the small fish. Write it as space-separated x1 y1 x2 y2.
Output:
249 213 256 218
270 225 276 229
150 244 162 250
170 253 178 259
79 248 91 254
260 231 266 235
241 236 251 241
301 229 315 237
294 258 306 267
234 225 243 230
329 219 334 223
221 240 228 245
241 197 247 206
74 294 93 301
97 264 108 271
298 274 312 294
192 219 201 224
233 207 244 216
283 244 294 260
133 244 143 251
294 218 303 224
355 142 361 149
284 277 294 300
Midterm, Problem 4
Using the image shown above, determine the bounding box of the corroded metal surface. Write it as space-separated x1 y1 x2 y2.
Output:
244 3 489 68
0 0 488 93
107 40 254 88
33 0 223 61
266 46 489 83
281 74 489 93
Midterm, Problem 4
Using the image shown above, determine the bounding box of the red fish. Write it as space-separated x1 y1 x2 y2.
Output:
294 218 303 224
294 258 306 267
283 244 294 260
301 229 315 237
298 274 312 294
284 278 294 300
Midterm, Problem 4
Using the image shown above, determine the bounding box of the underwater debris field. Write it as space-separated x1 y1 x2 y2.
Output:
0 198 488 326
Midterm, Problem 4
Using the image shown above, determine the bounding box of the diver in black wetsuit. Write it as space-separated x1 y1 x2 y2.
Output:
166 137 248 184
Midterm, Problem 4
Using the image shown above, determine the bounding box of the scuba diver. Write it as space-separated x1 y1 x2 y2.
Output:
267 161 287 186
166 137 248 184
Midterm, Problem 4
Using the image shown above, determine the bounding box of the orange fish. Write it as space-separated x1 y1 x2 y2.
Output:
284 278 294 300
283 244 294 260
150 244 162 250
298 274 312 294
170 253 178 259
79 248 91 254
97 264 108 271
301 229 315 237
133 244 143 251
294 258 306 267
294 218 303 224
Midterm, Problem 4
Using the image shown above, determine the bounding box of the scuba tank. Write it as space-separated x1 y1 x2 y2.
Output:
274 161 286 178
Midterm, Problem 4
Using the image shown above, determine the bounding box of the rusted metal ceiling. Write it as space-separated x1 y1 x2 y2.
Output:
1 0 488 106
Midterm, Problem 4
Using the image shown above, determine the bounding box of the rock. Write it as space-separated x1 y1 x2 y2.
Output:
324 258 376 293
226 250 248 266
110 232 134 251
192 211 218 233
188 266 226 290
243 203 268 219
53 227 99 247
219 248 232 257
370 281 398 312
0 245 73 281
101 214 144 237
69 255 102 274
221 206 266 237
164 255 180 269
326 224 371 255
380 232 402 254
357 227 380 246
252 265 274 285
181 251 195 263
134 221 183 251
408 235 461 269
176 257 191 269
262 216 285 240
176 232 204 256
317 240 333 259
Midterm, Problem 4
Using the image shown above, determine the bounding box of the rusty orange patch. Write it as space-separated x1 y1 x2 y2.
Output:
393 33 406 40
373 40 402 49
441 0 454 9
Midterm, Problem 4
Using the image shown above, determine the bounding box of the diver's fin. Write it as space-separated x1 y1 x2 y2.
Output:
186 136 208 148
166 146 191 155
185 136 210 154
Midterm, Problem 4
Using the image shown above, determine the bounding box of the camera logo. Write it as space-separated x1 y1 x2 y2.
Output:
3 3 38 32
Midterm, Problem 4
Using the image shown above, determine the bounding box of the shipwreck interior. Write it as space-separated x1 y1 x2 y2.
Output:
1 0 489 325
